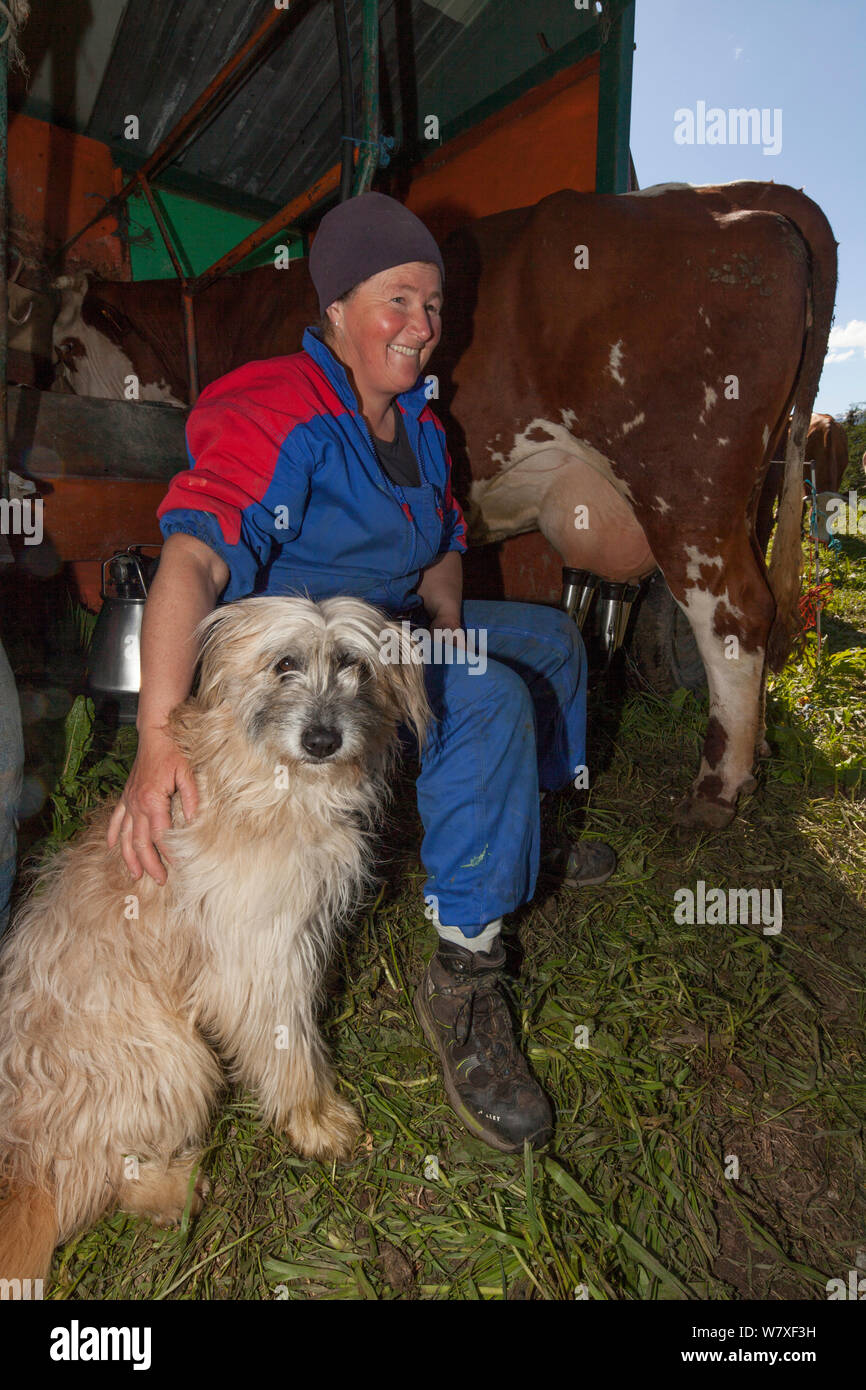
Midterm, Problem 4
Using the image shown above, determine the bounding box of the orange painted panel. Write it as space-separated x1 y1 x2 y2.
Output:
401 56 600 242
67 560 109 613
36 478 165 566
8 112 128 278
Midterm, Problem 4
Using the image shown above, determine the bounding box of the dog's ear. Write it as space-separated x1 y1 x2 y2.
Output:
375 620 432 749
192 605 241 711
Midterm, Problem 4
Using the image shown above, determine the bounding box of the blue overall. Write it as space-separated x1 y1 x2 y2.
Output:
158 330 587 935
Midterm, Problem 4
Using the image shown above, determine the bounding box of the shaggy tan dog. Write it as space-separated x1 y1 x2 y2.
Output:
0 595 429 1281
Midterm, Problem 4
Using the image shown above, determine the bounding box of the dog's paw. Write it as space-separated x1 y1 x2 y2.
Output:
289 1095 362 1163
144 1169 210 1228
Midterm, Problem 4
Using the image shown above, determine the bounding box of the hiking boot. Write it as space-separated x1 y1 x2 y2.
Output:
413 938 553 1153
539 835 617 889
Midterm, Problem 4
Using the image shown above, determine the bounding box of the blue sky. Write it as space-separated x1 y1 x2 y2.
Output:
630 0 865 417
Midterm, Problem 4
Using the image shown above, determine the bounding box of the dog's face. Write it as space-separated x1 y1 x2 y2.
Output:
191 596 430 770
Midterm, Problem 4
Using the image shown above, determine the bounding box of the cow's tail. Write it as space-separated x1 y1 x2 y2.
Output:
755 187 838 671
766 402 810 670
0 1176 58 1283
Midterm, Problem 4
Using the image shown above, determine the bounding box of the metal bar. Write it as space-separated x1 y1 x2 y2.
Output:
190 157 348 293
352 0 380 196
181 291 199 404
595 0 636 194
54 3 298 265
332 0 355 202
0 33 7 505
138 174 189 286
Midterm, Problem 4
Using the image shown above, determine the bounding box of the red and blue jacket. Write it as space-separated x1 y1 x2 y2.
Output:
157 326 467 614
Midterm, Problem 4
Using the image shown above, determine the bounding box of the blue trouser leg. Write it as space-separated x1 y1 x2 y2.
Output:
415 600 587 935
0 637 24 936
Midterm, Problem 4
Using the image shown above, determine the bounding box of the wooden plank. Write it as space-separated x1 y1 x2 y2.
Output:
7 387 189 482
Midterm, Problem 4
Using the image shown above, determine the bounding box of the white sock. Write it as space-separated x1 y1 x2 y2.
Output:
436 918 503 953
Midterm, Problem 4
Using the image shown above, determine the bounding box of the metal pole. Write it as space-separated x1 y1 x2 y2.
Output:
332 0 355 202
352 0 379 197
181 290 199 403
595 0 635 195
138 174 189 285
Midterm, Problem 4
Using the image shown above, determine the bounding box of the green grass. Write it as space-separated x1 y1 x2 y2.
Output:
765 533 866 788
17 535 866 1302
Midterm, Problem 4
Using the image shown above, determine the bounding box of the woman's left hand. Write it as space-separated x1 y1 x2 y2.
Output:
417 550 464 638
429 608 466 647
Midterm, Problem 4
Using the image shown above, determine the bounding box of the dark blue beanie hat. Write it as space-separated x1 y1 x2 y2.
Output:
309 192 445 315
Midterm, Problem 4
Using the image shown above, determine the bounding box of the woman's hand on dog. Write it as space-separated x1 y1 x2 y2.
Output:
107 730 200 885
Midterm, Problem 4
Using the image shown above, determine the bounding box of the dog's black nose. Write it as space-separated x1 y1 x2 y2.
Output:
301 725 343 759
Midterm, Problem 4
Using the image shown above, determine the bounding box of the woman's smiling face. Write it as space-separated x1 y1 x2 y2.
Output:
327 260 443 417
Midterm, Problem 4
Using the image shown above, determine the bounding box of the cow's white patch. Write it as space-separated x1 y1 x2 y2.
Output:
762 425 770 450
493 418 636 502
675 583 764 796
624 183 693 196
608 341 626 387
717 437 730 446
654 496 671 513
699 385 718 424
685 545 724 585
620 412 645 436
698 306 711 327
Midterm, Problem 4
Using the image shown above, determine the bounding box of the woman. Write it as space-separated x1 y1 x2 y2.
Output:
109 192 615 1154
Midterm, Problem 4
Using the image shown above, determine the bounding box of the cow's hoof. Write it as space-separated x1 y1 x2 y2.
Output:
672 794 735 831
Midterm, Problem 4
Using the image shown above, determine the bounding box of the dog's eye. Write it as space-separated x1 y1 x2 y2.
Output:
335 651 372 680
274 655 301 675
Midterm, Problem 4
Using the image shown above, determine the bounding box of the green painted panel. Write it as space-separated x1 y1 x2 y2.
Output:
124 183 303 282
596 0 636 193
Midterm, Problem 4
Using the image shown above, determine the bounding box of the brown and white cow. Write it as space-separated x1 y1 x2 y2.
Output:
797 413 848 494
757 411 849 548
7 252 58 388
52 182 836 831
433 181 836 829
52 264 318 405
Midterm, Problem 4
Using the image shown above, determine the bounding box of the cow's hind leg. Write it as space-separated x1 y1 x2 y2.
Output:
665 534 775 829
